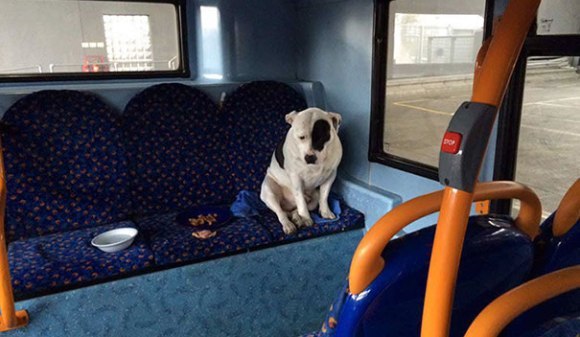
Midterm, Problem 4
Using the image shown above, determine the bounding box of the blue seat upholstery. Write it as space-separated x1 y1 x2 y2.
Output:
222 81 307 192
123 83 232 215
2 82 365 299
515 313 580 337
533 213 580 275
9 221 154 298
1 90 133 242
503 214 580 337
135 212 273 266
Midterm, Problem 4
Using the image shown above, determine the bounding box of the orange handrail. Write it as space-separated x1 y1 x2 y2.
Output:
348 181 541 295
0 141 29 332
420 1 541 336
465 265 580 337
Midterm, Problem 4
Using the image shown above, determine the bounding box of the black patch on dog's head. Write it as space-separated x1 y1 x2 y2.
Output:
275 138 285 169
312 119 331 151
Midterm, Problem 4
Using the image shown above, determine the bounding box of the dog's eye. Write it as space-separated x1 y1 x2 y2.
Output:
299 136 306 140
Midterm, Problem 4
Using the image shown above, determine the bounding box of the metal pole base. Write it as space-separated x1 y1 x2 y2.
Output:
0 310 29 332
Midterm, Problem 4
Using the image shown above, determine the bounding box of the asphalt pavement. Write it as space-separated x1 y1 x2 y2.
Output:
383 68 579 215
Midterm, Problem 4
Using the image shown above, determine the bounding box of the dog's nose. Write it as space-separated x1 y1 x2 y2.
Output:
305 154 317 164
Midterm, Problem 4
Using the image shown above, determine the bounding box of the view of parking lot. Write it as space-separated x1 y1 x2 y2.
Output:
384 59 580 215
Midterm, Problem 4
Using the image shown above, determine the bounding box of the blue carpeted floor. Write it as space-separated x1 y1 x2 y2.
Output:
7 230 363 337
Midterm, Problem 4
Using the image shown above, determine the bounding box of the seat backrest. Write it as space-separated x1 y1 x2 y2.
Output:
330 215 533 337
533 179 580 275
221 81 307 192
504 181 580 337
123 83 231 215
1 90 132 242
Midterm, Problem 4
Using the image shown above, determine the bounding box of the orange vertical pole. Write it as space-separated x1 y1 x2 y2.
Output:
420 1 541 337
0 141 28 332
420 187 473 337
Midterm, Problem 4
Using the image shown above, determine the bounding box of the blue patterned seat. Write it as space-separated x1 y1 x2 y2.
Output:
2 90 133 242
8 221 154 299
123 83 233 215
2 82 366 298
221 81 308 192
135 212 273 266
219 81 363 252
1 90 146 297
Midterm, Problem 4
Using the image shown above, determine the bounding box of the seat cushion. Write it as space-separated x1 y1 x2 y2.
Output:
123 83 232 215
256 202 365 242
135 211 274 266
222 81 307 193
1 90 132 242
9 221 154 298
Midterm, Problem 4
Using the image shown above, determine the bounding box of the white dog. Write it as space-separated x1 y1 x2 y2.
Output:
260 108 342 234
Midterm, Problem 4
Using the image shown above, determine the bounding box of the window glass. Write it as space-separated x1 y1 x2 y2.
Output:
536 0 580 35
513 56 580 217
383 0 485 168
0 0 181 76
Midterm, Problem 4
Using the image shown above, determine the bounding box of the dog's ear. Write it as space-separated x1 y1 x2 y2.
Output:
285 111 298 125
328 112 342 131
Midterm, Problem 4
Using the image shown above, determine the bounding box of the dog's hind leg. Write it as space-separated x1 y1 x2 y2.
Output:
261 176 297 235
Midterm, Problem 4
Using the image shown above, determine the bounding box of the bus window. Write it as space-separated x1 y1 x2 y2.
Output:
536 0 580 35
513 56 580 216
371 0 486 178
0 0 185 79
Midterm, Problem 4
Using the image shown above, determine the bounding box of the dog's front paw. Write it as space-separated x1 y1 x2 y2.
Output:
291 211 314 228
281 219 298 235
320 208 336 220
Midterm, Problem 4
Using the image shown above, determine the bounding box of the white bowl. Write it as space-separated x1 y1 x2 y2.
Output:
91 227 138 253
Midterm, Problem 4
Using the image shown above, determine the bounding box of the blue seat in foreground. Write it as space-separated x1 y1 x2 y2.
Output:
301 215 533 337
503 209 580 337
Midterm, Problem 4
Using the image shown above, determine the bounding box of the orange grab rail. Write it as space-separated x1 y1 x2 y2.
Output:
553 179 580 237
0 141 29 332
420 0 541 336
348 181 541 295
465 265 580 337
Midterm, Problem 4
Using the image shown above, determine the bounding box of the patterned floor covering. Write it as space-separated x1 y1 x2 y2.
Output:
7 230 363 337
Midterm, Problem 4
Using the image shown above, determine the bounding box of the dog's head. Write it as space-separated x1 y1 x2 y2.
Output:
285 108 342 165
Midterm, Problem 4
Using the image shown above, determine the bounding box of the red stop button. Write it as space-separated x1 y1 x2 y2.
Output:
441 131 462 154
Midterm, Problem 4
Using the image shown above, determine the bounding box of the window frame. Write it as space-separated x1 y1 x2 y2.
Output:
368 0 495 180
0 0 190 83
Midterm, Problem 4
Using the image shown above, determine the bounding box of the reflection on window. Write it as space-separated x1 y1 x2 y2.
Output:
200 6 223 80
103 15 153 72
514 56 580 217
382 0 485 169
394 14 483 66
0 0 181 76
